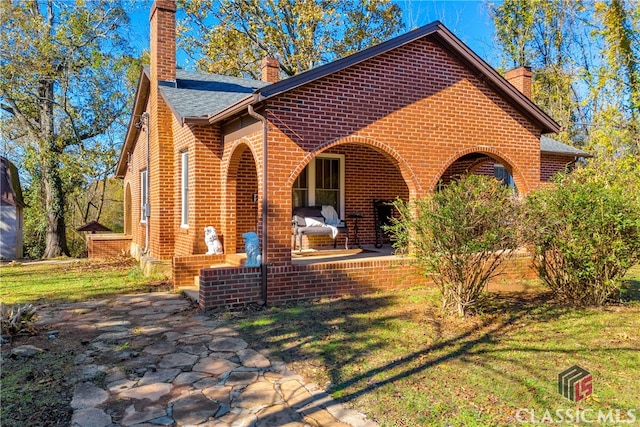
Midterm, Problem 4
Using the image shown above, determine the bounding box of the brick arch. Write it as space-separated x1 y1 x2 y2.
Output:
224 140 260 253
286 135 421 197
468 157 496 174
432 146 529 194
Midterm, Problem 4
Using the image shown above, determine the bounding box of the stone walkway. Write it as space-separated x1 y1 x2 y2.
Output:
34 292 378 427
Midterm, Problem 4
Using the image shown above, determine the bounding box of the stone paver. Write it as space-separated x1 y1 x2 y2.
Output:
193 356 239 376
234 381 282 410
70 408 112 427
121 404 166 426
118 383 172 401
70 383 109 409
172 394 221 425
28 291 377 426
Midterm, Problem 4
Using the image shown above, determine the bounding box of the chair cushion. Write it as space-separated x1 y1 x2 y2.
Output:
304 217 325 227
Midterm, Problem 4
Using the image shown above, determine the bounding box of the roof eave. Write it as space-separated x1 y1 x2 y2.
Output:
541 150 593 158
115 67 151 178
258 22 442 100
183 116 212 125
207 94 257 125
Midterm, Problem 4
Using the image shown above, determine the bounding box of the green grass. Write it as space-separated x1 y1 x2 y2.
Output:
235 266 640 426
0 258 170 304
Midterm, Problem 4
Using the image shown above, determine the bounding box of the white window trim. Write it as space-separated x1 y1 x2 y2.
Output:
140 169 148 224
180 151 189 228
298 154 345 218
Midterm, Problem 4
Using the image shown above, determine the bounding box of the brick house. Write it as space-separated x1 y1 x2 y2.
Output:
116 0 589 309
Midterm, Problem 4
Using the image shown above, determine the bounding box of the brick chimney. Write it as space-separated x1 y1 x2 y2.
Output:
261 57 280 83
150 0 176 84
505 66 532 98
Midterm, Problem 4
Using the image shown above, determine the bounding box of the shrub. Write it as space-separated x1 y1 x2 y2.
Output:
524 158 640 305
390 174 520 317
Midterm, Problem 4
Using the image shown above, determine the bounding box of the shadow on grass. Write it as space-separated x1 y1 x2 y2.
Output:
620 265 640 301
236 284 640 424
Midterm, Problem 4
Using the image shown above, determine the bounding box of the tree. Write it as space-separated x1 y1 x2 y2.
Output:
178 0 403 79
489 0 640 155
591 0 640 155
524 157 640 305
0 0 138 258
390 175 520 317
490 0 585 145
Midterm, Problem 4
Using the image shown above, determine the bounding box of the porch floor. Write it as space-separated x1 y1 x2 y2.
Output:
291 244 399 265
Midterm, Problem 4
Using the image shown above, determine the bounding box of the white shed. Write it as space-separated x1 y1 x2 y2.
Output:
1 157 24 260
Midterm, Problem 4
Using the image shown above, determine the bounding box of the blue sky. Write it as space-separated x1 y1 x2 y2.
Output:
127 0 500 70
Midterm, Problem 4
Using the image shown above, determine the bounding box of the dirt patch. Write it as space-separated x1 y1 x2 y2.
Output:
1 332 86 426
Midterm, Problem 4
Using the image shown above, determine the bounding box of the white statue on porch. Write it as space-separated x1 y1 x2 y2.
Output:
243 231 261 267
204 226 223 255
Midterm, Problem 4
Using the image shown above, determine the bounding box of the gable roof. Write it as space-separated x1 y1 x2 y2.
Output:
204 21 561 134
541 136 591 158
117 21 564 177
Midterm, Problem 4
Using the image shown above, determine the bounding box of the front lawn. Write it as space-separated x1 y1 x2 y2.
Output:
236 266 640 426
0 258 170 304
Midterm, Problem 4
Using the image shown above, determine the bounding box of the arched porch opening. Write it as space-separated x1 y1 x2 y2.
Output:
226 143 259 254
438 152 518 192
290 141 411 250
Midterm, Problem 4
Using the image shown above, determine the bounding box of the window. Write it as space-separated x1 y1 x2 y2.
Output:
181 151 189 227
292 154 345 217
494 164 515 188
140 169 148 223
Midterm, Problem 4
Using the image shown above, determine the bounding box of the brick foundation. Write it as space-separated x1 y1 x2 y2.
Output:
198 253 537 310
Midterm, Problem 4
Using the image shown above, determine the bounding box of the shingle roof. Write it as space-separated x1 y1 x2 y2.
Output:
541 136 591 157
159 69 268 122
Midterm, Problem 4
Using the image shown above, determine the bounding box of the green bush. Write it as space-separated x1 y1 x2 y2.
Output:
524 158 640 305
390 174 520 317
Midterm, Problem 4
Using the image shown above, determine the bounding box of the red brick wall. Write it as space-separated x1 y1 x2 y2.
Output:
199 253 537 309
261 37 541 265
173 253 225 288
541 154 574 182
173 116 222 257
87 235 132 258
147 0 177 260
123 98 152 258
150 0 176 83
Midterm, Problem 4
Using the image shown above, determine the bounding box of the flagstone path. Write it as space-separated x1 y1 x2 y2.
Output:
34 292 377 427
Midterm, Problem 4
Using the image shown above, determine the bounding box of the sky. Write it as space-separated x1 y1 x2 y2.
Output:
127 0 502 71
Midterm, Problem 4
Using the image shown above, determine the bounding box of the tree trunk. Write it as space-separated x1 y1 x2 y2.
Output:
39 75 69 259
42 154 69 258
